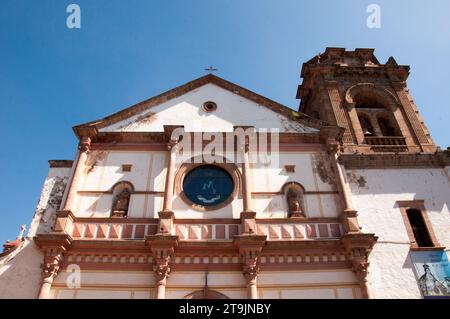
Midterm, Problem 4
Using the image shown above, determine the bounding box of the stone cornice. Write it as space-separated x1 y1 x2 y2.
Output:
82 131 337 149
48 160 74 168
34 233 73 249
339 151 450 169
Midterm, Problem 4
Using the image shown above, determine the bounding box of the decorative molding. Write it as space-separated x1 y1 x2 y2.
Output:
339 152 450 169
48 160 74 168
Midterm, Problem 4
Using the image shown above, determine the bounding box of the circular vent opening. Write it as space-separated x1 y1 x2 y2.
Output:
202 101 217 112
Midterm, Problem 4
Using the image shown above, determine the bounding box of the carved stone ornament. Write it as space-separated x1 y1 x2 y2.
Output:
241 248 261 283
153 256 172 282
352 257 370 281
326 137 340 154
112 189 131 217
243 264 259 282
286 187 304 217
154 264 171 282
78 137 91 153
42 255 62 281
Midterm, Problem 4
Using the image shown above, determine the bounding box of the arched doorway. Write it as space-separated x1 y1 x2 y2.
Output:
184 289 229 299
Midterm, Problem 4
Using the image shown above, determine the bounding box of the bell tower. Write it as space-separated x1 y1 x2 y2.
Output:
297 48 436 154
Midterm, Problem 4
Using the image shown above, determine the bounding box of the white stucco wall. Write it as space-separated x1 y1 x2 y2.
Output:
76 150 166 218
252 152 338 218
49 269 360 299
75 150 339 220
100 84 318 133
347 167 450 299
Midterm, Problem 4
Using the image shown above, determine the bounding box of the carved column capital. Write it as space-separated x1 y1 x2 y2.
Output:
351 256 370 282
168 138 179 151
41 254 62 282
326 137 340 154
243 263 259 283
78 137 91 153
242 247 260 283
153 257 171 282
319 126 344 155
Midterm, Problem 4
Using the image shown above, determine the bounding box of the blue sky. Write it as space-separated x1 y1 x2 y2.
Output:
0 0 449 244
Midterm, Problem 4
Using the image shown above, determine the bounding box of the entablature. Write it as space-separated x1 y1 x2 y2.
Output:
339 151 450 169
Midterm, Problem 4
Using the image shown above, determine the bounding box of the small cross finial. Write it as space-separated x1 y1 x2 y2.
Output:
18 224 26 239
204 66 218 73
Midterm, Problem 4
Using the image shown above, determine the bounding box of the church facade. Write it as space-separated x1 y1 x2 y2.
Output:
1 48 449 299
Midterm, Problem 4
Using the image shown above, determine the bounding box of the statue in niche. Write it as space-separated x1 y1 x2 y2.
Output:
286 186 304 218
111 188 131 218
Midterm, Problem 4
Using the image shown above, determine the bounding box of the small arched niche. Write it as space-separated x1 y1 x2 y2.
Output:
111 181 134 218
282 182 305 218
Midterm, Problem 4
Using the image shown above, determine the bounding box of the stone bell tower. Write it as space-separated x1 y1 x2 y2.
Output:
296 48 436 154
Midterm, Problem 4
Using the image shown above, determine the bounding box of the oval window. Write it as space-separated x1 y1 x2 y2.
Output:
183 165 234 207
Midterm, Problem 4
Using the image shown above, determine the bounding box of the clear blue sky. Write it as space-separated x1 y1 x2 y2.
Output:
0 0 449 244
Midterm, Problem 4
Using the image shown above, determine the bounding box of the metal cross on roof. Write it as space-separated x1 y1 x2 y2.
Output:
204 66 218 73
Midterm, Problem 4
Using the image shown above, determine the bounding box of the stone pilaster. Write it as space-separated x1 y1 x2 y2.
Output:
239 135 257 236
345 103 365 145
61 137 91 214
241 138 254 214
161 139 178 215
392 83 430 146
157 134 180 237
332 153 360 233
325 80 356 144
320 127 361 234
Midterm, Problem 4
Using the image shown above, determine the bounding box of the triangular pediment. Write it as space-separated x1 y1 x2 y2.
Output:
74 74 325 136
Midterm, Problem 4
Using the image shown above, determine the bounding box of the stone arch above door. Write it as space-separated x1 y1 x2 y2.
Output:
183 289 229 299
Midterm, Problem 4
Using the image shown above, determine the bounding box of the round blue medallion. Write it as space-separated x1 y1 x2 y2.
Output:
183 165 234 207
